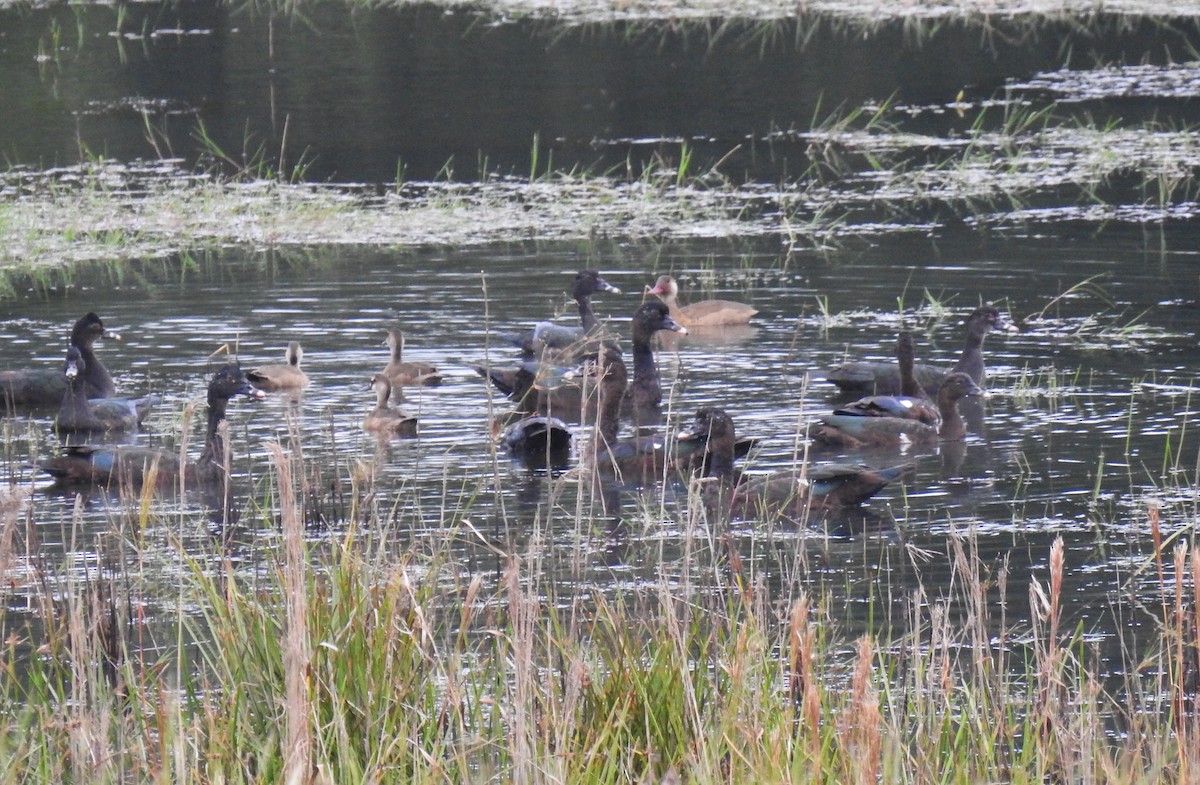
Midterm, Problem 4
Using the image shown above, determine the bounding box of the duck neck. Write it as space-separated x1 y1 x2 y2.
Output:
591 360 626 455
953 323 989 381
963 322 988 352
390 340 403 365
375 383 391 411
706 442 736 483
700 430 737 516
199 395 231 468
74 338 114 398
60 373 91 422
937 392 967 440
630 329 660 396
596 383 622 445
898 344 921 398
577 294 598 332
655 290 681 319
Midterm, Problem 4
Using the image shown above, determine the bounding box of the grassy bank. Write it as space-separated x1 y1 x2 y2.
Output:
0 447 1196 784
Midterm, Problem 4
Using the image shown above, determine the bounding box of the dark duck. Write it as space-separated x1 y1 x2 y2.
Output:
679 407 912 520
621 300 688 423
54 346 156 434
41 364 260 489
0 312 119 407
814 372 982 449
826 305 1015 397
477 270 621 404
829 332 939 425
486 300 688 427
577 345 750 485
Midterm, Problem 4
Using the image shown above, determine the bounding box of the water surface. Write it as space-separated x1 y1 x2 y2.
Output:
4 3 1200 183
0 227 1195 672
1 0 1199 675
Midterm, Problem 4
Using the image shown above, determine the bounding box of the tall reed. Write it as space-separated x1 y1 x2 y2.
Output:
0 451 1195 783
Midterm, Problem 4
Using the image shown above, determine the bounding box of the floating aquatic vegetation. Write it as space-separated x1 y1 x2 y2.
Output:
302 0 1200 27
77 96 199 118
1010 61 1200 101
0 161 833 268
1021 313 1188 353
6 109 1200 269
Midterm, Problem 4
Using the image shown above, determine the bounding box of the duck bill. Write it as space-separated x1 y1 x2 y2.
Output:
64 360 79 380
645 281 668 297
663 316 689 335
597 277 621 295
102 329 123 342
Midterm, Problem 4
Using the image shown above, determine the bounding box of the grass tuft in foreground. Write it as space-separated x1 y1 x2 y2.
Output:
0 460 1196 783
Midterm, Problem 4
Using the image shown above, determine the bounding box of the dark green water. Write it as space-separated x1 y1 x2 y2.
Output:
3 3 1200 182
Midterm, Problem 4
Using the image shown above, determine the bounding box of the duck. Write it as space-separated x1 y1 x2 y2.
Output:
363 374 418 438
478 270 620 403
581 345 671 484
546 299 689 424
645 275 758 328
826 305 1015 397
813 372 982 449
476 357 540 414
54 346 156 433
514 270 621 355
678 407 912 518
501 414 573 462
575 346 752 484
831 333 939 426
246 341 309 392
623 300 689 420
480 300 688 427
381 329 441 387
40 363 260 489
0 312 119 407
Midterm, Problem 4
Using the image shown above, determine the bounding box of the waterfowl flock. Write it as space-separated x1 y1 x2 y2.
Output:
476 270 1015 521
9 272 1016 527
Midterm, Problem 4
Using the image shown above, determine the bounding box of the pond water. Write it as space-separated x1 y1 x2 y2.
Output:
1 0 1200 674
4 3 1200 182
0 227 1196 674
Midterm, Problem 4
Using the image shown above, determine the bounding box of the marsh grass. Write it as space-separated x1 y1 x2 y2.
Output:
0 418 1195 784
210 0 1200 40
7 102 1200 271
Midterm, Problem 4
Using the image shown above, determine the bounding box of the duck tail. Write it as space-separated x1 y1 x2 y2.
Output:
876 463 916 484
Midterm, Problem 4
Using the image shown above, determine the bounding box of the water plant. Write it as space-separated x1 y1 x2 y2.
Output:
0 451 1197 784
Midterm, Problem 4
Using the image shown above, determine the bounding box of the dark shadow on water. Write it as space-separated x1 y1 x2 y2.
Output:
6 4 1200 183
